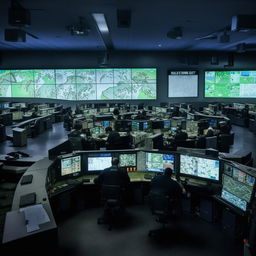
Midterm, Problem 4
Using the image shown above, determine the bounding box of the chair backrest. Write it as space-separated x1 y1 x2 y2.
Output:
149 192 173 218
205 136 217 149
68 136 83 150
101 185 122 203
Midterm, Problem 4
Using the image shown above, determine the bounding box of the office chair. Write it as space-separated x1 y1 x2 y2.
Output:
97 184 123 230
205 136 218 150
68 136 84 150
218 134 231 153
148 192 179 237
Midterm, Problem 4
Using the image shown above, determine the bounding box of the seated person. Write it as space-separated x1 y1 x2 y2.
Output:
94 158 130 189
68 123 86 150
174 126 188 141
112 108 120 119
205 125 215 137
68 123 82 137
105 126 121 149
31 111 37 118
150 168 185 217
136 110 148 120
94 158 130 212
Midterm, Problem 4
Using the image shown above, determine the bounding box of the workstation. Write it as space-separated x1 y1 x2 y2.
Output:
1 0 256 255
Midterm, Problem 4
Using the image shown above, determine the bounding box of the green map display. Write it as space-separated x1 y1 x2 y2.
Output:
0 68 157 100
205 71 256 98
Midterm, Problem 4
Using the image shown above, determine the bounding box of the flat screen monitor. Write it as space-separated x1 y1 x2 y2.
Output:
205 70 256 98
180 154 219 181
221 162 255 211
61 155 81 177
119 153 137 172
152 121 164 129
103 121 110 127
94 121 102 127
163 121 171 129
168 71 198 97
146 152 174 172
87 153 112 172
132 121 140 131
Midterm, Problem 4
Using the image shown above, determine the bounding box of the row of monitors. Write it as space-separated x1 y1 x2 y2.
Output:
51 150 256 212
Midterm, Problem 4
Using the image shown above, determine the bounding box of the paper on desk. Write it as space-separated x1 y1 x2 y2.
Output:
19 204 50 233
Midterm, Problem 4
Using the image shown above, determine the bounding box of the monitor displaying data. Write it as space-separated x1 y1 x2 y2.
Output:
87 153 112 171
205 70 256 98
146 153 174 172
221 162 255 211
61 155 81 176
0 68 157 100
180 155 219 181
168 71 198 98
119 153 137 172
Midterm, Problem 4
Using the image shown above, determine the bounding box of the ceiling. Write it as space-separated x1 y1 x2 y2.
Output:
0 0 256 52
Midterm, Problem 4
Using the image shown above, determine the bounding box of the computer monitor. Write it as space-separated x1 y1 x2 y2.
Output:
209 119 217 128
152 121 164 129
94 121 102 127
143 122 148 130
61 155 81 177
102 121 110 127
87 153 112 172
132 121 140 132
171 127 177 131
145 152 174 173
221 162 256 211
163 121 171 129
180 154 219 181
119 153 137 172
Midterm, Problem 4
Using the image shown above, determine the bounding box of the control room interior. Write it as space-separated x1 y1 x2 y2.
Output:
1 0 256 256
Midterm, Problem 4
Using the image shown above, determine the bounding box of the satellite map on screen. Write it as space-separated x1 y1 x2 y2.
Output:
205 71 256 98
0 68 156 100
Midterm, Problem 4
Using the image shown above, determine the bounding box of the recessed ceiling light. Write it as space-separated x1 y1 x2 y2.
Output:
158 44 162 47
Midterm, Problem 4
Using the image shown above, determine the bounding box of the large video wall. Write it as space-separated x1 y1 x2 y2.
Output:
205 70 256 98
0 68 157 100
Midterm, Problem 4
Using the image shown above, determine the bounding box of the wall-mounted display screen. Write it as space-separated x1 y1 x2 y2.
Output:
168 71 198 98
221 162 255 211
180 155 219 181
205 70 256 98
0 68 157 100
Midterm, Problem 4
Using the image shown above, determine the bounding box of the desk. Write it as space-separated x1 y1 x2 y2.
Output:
2 158 57 245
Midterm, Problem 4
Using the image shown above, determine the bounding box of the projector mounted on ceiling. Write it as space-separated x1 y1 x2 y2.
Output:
4 0 38 42
66 17 90 36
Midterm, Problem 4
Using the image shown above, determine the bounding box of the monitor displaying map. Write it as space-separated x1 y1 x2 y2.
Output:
180 154 219 181
221 162 256 211
205 70 256 98
0 68 157 100
145 152 174 172
168 71 198 98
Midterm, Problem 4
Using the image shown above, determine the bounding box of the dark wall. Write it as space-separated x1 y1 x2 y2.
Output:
1 50 256 107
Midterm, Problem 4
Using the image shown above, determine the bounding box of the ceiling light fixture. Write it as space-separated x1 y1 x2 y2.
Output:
92 13 109 34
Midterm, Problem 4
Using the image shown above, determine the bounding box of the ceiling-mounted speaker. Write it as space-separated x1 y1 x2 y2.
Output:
4 29 26 42
8 6 30 26
117 9 131 28
211 56 219 65
231 15 256 32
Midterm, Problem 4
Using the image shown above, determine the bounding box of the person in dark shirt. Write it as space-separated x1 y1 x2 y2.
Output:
69 123 82 137
94 158 130 189
150 168 185 217
174 126 188 141
105 126 120 149
205 126 215 137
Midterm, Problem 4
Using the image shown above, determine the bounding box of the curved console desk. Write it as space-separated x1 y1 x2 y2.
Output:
2 158 57 245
